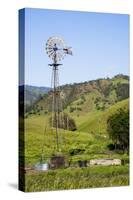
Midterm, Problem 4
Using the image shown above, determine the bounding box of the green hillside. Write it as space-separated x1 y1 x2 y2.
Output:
28 74 129 116
23 74 129 164
23 98 129 166
71 98 129 134
21 74 129 191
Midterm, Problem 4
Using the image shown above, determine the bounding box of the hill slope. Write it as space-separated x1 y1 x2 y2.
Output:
76 98 129 134
19 85 51 112
22 74 129 191
35 74 129 113
23 98 129 167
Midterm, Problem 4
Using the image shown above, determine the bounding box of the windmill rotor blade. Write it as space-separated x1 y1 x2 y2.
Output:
45 36 72 61
48 51 55 58
46 47 53 50
47 49 54 54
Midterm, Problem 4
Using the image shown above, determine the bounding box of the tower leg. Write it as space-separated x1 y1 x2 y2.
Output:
53 65 59 152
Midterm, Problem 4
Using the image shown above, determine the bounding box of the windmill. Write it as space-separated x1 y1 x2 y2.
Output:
35 36 72 171
46 36 73 152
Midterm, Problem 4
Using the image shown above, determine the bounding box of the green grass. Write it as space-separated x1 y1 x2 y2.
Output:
24 116 104 165
112 77 129 85
74 98 129 134
25 165 129 192
23 98 129 166
22 96 129 191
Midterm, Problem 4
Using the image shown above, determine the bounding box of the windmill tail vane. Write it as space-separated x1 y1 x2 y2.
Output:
63 47 73 55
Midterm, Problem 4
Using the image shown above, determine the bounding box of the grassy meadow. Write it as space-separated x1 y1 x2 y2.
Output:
20 75 129 191
25 166 129 192
22 99 129 191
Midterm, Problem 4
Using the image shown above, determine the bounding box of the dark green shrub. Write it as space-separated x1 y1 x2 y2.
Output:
69 148 85 156
107 108 129 153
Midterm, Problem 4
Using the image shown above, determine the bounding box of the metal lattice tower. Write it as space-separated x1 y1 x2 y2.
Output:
45 36 72 152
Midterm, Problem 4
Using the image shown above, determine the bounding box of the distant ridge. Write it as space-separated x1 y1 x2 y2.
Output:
19 85 51 111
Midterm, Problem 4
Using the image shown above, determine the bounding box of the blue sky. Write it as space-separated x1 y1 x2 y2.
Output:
23 8 129 87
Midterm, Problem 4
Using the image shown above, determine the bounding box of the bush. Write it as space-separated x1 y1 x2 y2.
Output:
107 143 115 150
77 107 82 111
44 110 48 114
107 108 129 153
69 107 76 113
69 148 85 156
121 157 129 165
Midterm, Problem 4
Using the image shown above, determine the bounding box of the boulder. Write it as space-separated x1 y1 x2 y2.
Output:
90 158 121 166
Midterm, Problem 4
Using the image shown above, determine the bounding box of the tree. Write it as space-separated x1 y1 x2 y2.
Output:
107 108 129 152
116 83 129 101
50 113 77 131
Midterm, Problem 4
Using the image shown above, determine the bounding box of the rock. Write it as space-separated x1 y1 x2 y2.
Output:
90 158 121 166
